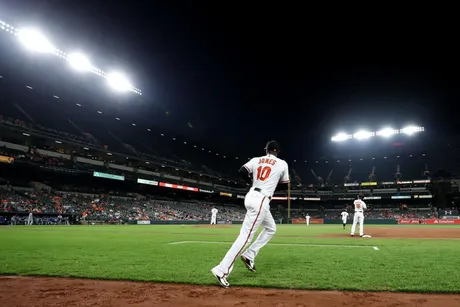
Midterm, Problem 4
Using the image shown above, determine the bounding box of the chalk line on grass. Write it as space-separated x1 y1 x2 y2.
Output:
169 241 379 250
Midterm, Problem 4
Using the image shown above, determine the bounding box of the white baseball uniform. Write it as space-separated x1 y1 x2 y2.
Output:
341 211 349 224
305 215 310 226
212 154 289 279
27 212 33 225
211 208 218 225
351 199 366 236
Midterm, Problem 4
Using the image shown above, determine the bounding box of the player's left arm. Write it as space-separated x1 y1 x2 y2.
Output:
275 161 290 191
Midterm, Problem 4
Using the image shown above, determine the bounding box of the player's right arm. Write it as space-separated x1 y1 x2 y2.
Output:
238 158 257 184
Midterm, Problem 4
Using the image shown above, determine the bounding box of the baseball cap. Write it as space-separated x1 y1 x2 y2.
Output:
265 140 280 152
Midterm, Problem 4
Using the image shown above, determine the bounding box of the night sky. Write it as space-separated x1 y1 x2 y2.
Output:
1 1 458 163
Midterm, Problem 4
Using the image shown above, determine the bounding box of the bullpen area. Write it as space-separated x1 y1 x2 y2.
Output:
1 224 460 306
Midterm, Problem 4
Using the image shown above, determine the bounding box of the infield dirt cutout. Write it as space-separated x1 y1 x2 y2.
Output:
1 276 460 307
321 226 460 239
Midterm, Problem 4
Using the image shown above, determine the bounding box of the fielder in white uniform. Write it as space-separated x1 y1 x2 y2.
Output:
210 207 218 225
305 214 310 226
211 140 289 288
340 210 349 229
350 196 366 237
27 212 33 225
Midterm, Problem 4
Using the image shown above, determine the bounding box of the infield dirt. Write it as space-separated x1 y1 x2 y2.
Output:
321 226 460 239
1 276 459 307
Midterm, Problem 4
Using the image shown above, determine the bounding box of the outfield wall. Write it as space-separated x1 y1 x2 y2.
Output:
398 218 460 224
324 219 398 224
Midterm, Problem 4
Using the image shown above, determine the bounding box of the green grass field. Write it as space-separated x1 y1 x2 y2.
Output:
1 224 460 293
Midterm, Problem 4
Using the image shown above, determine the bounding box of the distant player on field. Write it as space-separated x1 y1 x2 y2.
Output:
340 210 349 229
210 207 218 225
211 140 289 288
351 195 367 237
27 211 33 226
305 213 310 226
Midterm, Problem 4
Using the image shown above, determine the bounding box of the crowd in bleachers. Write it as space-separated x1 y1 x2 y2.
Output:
0 186 246 223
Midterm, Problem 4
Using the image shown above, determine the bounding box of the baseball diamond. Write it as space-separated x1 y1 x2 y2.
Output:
1 224 460 306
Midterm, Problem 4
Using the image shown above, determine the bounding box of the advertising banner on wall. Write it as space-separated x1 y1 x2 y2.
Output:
344 183 360 187
93 171 125 181
398 219 460 225
292 218 323 224
160 182 199 192
391 195 411 199
137 178 158 186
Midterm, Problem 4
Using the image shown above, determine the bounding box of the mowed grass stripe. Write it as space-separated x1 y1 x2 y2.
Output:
0 225 459 293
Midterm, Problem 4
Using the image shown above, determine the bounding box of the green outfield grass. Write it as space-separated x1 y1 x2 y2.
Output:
1 224 460 293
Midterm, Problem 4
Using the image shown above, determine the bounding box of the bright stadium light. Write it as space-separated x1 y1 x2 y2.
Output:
401 126 424 135
107 72 132 91
1 19 142 95
353 130 374 140
376 128 397 137
331 133 352 142
18 28 55 53
67 53 91 72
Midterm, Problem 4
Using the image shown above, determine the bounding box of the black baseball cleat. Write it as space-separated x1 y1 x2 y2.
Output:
350 234 354 237
241 255 256 272
211 269 230 288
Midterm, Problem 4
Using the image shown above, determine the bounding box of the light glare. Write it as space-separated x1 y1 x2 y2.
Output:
376 128 397 137
331 133 352 142
401 126 423 135
107 72 132 91
353 130 374 140
18 28 55 53
67 53 91 71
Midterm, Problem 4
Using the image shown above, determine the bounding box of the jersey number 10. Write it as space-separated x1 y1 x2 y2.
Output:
256 166 271 181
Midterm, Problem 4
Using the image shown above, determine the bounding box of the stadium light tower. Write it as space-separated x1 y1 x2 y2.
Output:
331 133 352 142
107 72 132 92
18 28 55 53
353 130 374 140
1 19 143 95
401 126 424 135
376 127 397 137
67 53 92 72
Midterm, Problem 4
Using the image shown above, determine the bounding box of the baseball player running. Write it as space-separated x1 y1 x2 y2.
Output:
340 210 349 229
210 207 218 225
211 140 289 288
305 213 310 226
350 195 366 237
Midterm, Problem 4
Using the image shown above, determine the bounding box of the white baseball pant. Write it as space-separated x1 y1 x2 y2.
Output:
212 190 276 278
210 215 217 225
306 218 309 226
351 212 364 236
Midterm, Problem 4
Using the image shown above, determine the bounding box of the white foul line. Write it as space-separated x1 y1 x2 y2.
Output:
169 241 379 250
